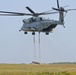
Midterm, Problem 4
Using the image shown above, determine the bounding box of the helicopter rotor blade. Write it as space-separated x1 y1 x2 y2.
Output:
39 12 58 15
0 11 33 16
0 14 32 16
0 7 59 17
52 0 60 11
0 11 25 15
57 0 59 8
0 14 24 16
66 9 76 11
63 5 69 8
52 7 59 11
26 7 35 14
0 12 58 16
40 10 54 13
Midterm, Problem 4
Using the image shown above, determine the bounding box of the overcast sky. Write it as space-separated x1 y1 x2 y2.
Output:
0 0 76 64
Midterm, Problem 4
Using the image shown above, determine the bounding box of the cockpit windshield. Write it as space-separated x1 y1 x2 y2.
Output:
23 17 44 24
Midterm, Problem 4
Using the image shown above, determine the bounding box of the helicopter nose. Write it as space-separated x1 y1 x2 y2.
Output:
21 26 29 31
20 25 25 30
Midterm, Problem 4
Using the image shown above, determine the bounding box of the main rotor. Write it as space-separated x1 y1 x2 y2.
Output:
0 6 57 17
0 0 76 17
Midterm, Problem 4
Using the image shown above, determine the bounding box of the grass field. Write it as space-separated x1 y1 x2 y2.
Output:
0 64 76 75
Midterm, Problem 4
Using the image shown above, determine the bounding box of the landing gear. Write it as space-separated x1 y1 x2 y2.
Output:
45 32 49 35
24 32 27 34
19 30 21 32
32 32 35 35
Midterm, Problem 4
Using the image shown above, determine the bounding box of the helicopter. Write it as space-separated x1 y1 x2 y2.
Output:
0 0 76 35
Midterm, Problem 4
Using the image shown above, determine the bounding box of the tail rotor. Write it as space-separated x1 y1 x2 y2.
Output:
52 0 76 28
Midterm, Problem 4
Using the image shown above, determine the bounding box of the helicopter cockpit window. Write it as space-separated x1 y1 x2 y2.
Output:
23 19 31 23
31 17 36 22
40 17 42 21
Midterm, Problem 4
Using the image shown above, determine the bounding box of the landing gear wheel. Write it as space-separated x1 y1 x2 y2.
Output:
24 32 27 34
46 32 49 35
32 32 35 35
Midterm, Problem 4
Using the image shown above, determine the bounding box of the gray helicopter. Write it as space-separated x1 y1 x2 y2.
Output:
0 0 76 35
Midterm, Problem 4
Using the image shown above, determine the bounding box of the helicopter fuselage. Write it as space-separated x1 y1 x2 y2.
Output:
20 17 60 34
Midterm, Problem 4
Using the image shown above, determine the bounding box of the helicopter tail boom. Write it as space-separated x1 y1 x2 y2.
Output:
59 11 64 25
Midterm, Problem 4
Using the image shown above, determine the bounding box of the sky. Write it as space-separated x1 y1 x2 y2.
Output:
0 0 76 64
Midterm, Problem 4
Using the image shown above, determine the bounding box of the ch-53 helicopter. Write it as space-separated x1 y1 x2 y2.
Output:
0 0 76 35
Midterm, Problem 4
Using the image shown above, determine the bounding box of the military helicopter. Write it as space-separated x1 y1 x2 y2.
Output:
0 0 76 35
